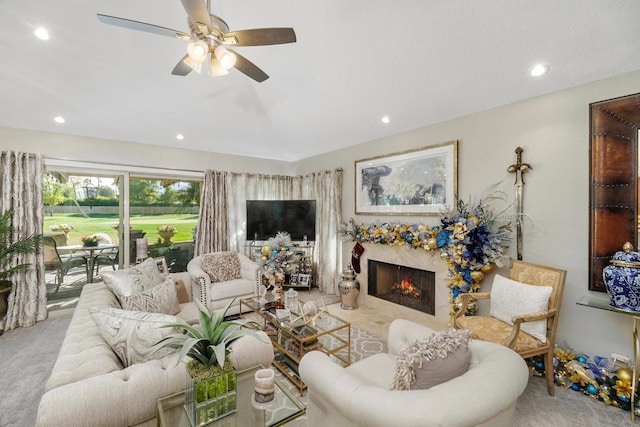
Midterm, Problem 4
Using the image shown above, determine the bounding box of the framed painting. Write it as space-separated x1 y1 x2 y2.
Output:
355 140 458 215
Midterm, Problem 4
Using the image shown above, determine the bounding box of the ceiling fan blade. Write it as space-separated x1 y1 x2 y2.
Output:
229 49 269 82
223 28 296 46
97 14 191 40
171 54 193 76
180 0 213 32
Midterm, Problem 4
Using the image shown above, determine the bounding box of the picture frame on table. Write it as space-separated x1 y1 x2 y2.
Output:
354 140 458 215
154 257 168 275
289 274 298 285
298 273 310 287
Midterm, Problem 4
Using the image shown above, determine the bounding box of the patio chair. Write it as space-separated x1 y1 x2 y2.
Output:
91 233 119 275
43 237 89 293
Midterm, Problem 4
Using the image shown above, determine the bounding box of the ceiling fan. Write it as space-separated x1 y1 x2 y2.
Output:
97 0 296 82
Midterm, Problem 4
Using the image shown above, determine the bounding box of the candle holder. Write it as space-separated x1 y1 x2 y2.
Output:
254 368 275 403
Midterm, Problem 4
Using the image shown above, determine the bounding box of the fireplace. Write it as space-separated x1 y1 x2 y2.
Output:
367 259 435 315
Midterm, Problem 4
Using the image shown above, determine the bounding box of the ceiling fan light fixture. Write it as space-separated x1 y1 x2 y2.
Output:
187 40 209 62
183 56 203 74
214 46 236 70
210 57 229 77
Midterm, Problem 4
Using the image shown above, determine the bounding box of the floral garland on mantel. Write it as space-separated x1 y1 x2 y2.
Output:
341 197 512 302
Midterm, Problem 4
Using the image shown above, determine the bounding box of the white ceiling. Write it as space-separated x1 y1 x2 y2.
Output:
1 1 639 162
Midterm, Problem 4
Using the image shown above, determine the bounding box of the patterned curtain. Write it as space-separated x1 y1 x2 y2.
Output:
225 169 343 295
0 151 46 331
295 169 343 294
195 170 229 256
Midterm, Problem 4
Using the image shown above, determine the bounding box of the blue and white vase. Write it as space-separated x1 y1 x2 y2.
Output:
603 242 640 312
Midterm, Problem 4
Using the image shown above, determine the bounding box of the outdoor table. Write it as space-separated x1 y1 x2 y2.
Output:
57 243 119 283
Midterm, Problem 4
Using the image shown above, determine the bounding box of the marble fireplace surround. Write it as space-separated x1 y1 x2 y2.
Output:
353 243 450 330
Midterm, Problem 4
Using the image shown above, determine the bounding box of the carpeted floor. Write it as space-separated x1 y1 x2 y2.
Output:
0 315 71 427
1 307 637 427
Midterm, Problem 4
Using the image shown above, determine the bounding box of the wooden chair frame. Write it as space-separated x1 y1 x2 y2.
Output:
455 259 566 396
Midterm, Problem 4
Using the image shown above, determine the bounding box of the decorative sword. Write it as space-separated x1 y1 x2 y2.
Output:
507 147 532 261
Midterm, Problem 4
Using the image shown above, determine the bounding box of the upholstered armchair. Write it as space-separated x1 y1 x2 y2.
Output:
455 259 566 396
187 251 259 315
299 319 529 427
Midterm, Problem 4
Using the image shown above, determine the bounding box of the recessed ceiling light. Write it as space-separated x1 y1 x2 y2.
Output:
176 134 184 140
530 64 549 77
53 116 65 124
381 115 391 124
34 28 50 40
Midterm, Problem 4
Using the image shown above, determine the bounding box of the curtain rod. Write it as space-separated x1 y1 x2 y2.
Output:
223 168 343 178
44 156 204 176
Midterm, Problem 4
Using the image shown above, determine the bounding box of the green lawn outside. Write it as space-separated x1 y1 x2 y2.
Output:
44 213 198 245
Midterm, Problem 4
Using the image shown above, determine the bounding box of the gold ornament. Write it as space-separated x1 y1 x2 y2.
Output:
261 255 267 262
440 252 449 261
616 368 633 383
427 237 438 249
470 270 485 283
261 245 271 256
481 264 494 274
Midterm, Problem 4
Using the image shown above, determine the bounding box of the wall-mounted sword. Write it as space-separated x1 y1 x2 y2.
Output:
507 147 532 261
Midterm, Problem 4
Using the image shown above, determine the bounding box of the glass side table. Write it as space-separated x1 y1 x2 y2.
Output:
157 364 305 427
577 294 640 423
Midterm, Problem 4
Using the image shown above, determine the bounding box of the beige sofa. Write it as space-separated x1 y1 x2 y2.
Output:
299 319 529 427
36 272 274 427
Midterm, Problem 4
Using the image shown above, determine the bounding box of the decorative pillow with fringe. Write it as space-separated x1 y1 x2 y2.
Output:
392 329 472 390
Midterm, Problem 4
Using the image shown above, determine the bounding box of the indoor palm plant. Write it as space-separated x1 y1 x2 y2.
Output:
152 297 261 426
0 209 43 330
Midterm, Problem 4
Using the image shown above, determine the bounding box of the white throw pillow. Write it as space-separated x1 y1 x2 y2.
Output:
489 274 552 343
101 258 164 298
119 276 181 315
89 307 180 367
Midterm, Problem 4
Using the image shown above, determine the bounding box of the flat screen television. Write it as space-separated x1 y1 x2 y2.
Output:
246 200 316 241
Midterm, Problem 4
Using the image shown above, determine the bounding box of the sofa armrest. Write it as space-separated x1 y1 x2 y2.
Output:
187 256 212 309
387 319 436 356
36 356 185 427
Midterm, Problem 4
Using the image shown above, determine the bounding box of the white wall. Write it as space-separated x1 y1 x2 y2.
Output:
0 127 292 175
295 69 640 359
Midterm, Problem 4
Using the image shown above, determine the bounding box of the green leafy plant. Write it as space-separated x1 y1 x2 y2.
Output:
152 297 261 369
0 210 44 289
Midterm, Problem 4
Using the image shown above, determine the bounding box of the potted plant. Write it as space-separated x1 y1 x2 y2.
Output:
79 234 101 247
152 297 261 426
0 210 43 330
157 225 177 244
49 223 74 237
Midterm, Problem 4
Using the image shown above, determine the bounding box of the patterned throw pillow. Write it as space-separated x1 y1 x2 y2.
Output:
489 274 553 342
201 251 241 283
119 276 181 315
101 258 164 298
392 329 472 390
88 307 180 368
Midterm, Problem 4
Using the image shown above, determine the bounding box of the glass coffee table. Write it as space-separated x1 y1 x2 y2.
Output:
240 297 351 395
156 365 305 427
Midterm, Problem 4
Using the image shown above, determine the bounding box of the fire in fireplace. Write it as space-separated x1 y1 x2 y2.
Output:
368 260 435 315
391 276 421 298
